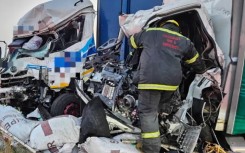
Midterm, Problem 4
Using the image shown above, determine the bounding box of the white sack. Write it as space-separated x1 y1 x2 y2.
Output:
42 143 77 153
0 105 39 142
29 115 80 151
80 137 141 153
22 35 43 50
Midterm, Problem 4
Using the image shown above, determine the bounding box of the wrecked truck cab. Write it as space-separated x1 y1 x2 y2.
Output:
119 0 224 98
120 0 224 65
0 0 96 117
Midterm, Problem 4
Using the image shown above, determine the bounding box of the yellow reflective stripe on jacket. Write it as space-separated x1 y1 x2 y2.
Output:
146 28 184 38
142 131 160 139
130 35 138 49
138 84 178 91
185 53 199 64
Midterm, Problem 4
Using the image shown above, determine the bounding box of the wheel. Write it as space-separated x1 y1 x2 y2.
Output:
50 93 85 117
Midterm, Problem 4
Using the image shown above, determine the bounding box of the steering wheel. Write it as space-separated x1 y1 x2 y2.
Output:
97 38 122 53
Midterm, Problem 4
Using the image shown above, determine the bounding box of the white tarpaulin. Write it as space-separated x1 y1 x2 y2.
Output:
14 0 94 37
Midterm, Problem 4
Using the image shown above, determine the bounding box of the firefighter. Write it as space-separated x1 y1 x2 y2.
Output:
129 20 206 153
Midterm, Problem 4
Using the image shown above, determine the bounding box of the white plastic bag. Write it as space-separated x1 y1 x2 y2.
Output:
0 105 39 142
22 35 43 50
80 137 141 153
29 115 80 151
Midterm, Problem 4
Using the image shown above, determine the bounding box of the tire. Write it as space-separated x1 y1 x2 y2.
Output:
50 93 85 117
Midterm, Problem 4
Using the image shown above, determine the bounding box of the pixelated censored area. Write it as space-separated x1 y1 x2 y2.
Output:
54 52 82 72
48 37 96 86
13 26 35 36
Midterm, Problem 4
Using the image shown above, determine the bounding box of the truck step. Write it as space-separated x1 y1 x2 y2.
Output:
226 136 245 152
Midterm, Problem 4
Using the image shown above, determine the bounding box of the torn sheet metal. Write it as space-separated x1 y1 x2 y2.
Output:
163 0 232 57
201 0 232 58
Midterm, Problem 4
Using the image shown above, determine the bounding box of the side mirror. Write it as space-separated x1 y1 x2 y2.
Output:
0 41 7 69
0 41 7 59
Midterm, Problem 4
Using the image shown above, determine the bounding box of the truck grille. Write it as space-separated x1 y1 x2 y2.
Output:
0 70 29 88
1 70 28 78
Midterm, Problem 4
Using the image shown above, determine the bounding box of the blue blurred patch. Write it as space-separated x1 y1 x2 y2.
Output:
55 57 65 67
54 36 96 69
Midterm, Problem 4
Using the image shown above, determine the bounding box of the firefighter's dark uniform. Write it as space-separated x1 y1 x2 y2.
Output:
130 27 205 153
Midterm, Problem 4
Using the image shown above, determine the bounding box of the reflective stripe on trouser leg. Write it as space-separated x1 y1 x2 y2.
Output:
138 90 161 153
138 84 178 91
142 131 160 138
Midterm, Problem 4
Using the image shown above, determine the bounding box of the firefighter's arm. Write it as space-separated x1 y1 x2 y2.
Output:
183 41 206 74
129 30 145 49
128 30 144 67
